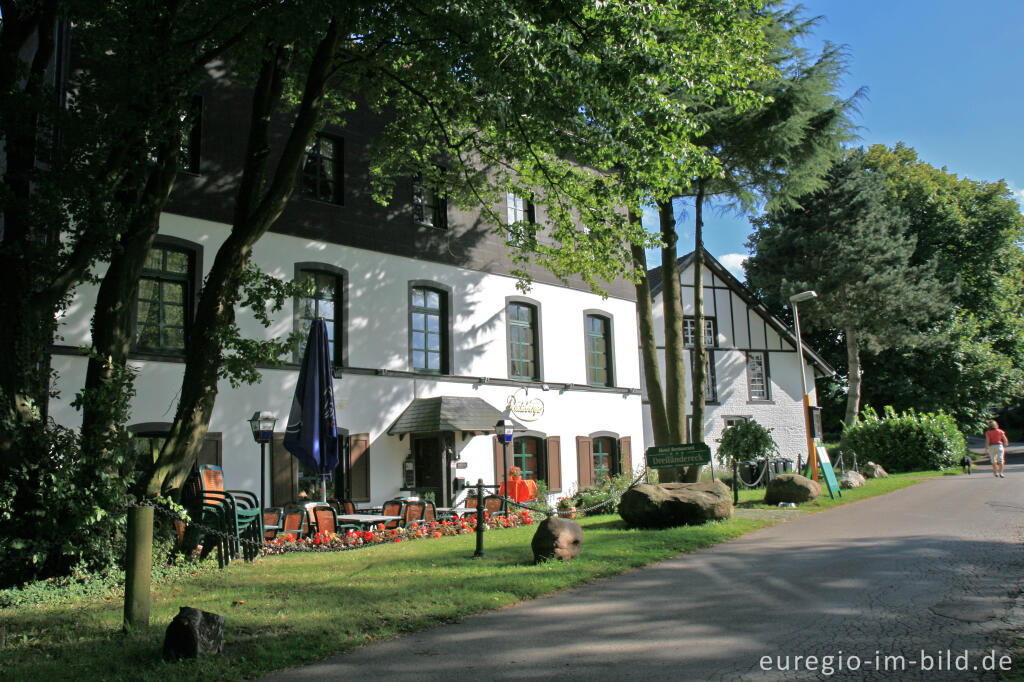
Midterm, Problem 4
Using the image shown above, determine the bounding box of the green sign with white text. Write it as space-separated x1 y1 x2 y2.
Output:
645 443 712 468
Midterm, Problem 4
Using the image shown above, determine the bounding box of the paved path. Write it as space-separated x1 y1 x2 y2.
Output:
265 460 1024 681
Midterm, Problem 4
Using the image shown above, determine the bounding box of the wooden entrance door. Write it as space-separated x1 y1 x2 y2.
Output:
413 436 443 500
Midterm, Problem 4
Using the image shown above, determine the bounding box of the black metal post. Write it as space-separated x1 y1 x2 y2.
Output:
259 441 266 511
473 479 486 558
502 441 510 503
732 458 738 505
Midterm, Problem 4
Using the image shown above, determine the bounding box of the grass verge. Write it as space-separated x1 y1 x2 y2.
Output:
0 471 943 681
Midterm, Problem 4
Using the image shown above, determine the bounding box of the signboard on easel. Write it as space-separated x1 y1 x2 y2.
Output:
816 445 841 499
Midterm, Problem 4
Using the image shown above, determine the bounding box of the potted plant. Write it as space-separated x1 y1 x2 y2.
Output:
556 496 576 519
509 465 522 480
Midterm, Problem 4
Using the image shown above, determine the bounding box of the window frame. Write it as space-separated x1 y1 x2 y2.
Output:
745 351 772 402
683 316 717 348
408 281 453 375
583 310 614 387
293 263 348 369
505 296 543 381
723 415 752 430
300 133 343 205
690 349 718 403
132 236 202 358
512 435 544 482
412 172 448 229
591 435 618 481
505 191 536 244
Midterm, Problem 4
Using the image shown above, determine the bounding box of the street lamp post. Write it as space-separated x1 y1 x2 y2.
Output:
248 411 277 510
495 418 514 501
789 291 818 481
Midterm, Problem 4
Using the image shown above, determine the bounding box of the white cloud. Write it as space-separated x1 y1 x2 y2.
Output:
718 253 748 280
1007 180 1024 209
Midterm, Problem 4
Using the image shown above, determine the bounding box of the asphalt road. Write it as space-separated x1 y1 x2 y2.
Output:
265 453 1024 681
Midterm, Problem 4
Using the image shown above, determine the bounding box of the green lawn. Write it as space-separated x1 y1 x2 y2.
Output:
0 471 944 681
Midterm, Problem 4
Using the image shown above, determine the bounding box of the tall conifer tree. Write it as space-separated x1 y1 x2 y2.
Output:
746 149 951 425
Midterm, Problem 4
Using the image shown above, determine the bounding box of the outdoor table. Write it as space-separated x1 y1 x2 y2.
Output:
336 513 401 529
436 506 472 519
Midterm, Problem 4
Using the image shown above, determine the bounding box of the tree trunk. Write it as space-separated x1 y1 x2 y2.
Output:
81 147 179 473
630 210 669 447
0 3 59 466
126 25 339 629
659 200 687 482
686 182 707 482
845 328 862 426
143 23 340 498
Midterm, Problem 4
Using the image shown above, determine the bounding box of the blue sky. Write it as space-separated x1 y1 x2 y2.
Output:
645 0 1024 279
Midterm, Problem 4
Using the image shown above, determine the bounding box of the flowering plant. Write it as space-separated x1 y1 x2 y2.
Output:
262 510 535 556
509 466 522 478
556 496 575 510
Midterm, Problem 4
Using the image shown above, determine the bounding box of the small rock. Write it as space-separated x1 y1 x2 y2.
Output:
163 606 225 661
531 517 583 563
840 471 867 489
862 461 889 479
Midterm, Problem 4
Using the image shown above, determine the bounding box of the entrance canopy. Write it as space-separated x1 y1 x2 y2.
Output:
386 396 526 437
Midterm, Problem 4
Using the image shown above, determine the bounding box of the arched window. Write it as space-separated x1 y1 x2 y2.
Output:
133 237 201 355
295 263 347 367
584 312 614 386
507 297 542 381
513 436 543 481
409 283 451 374
592 436 617 481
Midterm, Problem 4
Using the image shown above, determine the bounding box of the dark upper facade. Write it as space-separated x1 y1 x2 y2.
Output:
164 85 637 301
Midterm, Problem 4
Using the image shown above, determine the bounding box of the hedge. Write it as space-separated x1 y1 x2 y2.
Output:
840 406 965 473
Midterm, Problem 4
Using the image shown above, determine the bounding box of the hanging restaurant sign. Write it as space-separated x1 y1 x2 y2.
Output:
506 389 544 422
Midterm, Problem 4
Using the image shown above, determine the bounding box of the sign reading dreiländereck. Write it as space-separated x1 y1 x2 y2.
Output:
645 443 711 468
506 389 544 422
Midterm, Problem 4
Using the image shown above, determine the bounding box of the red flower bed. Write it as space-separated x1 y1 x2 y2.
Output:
264 510 534 554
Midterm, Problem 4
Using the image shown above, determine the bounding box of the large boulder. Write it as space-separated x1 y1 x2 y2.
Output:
764 474 820 505
163 606 225 660
862 461 889 479
840 471 867 489
618 481 733 529
531 516 583 563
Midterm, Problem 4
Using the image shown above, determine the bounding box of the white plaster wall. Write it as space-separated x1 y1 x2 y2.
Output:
50 213 644 504
641 259 821 468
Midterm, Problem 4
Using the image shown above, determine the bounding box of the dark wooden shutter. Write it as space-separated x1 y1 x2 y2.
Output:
576 436 593 489
493 436 504 484
271 433 297 507
545 436 562 493
348 433 371 502
618 436 632 477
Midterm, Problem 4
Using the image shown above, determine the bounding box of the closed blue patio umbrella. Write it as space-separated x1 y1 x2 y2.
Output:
283 319 340 503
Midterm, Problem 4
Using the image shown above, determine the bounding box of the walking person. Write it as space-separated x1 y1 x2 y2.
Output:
985 420 1009 477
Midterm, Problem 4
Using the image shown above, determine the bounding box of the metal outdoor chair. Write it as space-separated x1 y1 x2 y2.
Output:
482 494 507 519
310 504 358 536
263 507 284 541
195 464 263 565
401 500 426 528
380 498 404 529
327 497 356 515
277 506 307 539
422 501 436 524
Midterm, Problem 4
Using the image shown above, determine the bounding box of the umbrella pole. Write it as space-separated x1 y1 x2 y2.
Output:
320 472 328 503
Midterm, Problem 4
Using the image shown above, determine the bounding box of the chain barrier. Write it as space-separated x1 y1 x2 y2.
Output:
498 468 649 517
734 462 771 489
